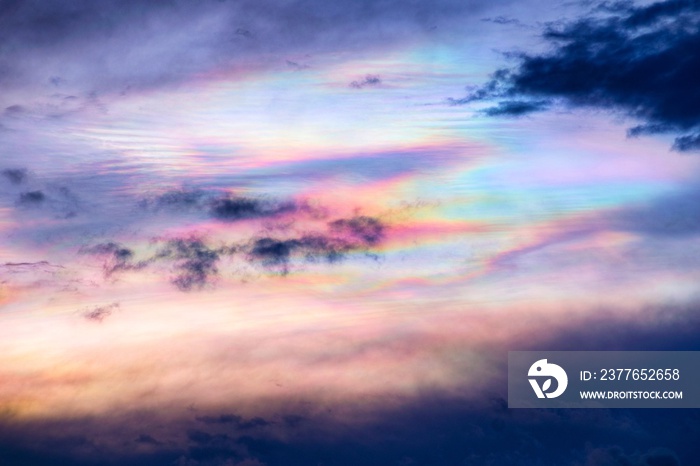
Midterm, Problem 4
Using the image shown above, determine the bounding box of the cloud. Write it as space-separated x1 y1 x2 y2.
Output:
349 75 382 89
184 429 249 465
83 229 361 290
82 302 120 322
1 302 700 465
155 238 232 291
454 0 700 151
247 238 300 272
582 446 680 466
0 260 68 290
246 215 386 274
210 196 298 222
285 60 309 71
1 260 62 269
142 189 209 211
480 16 524 26
80 242 149 277
671 133 700 152
1 168 27 184
196 414 272 430
135 434 162 446
482 99 550 116
328 216 385 246
17 190 45 204
2 179 82 220
141 190 304 223
79 213 386 287
0 0 495 101
626 123 675 138
82 242 134 261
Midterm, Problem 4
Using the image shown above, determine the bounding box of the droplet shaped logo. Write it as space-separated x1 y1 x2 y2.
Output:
528 359 568 399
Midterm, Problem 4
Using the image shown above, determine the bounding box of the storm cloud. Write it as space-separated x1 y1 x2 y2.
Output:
455 0 700 151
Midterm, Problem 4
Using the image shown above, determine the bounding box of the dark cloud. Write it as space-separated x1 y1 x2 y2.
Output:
5 182 82 219
447 69 512 106
234 28 252 39
293 234 350 263
82 214 387 284
671 132 700 152
482 99 550 116
481 16 523 25
246 215 386 273
3 406 694 466
593 1 636 14
196 414 245 425
142 189 209 211
626 123 675 138
281 415 304 428
1 303 700 465
349 75 382 89
455 0 700 151
82 302 120 322
328 215 385 246
82 242 134 260
210 195 297 222
248 238 300 272
1 168 27 184
80 236 230 291
17 190 45 204
80 242 148 277
183 429 259 465
4 105 25 115
155 238 232 291
285 60 309 71
140 190 311 226
246 236 344 274
582 446 680 466
134 434 162 446
196 414 271 430
83 194 387 286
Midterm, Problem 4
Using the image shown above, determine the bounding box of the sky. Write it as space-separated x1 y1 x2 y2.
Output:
1 0 700 464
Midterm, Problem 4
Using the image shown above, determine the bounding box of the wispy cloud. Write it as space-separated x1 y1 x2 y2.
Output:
0 0 495 104
349 75 382 89
81 302 120 322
